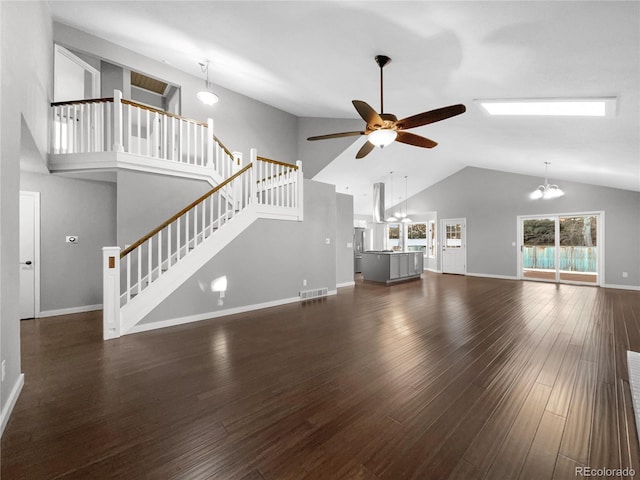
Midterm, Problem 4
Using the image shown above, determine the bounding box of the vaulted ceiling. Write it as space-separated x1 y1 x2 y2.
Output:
50 1 639 214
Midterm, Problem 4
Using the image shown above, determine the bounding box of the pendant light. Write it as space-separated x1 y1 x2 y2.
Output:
401 176 412 223
385 171 398 222
530 162 564 199
197 61 219 106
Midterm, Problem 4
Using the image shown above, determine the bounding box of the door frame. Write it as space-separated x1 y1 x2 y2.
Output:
20 191 41 318
517 210 604 286
440 217 467 275
54 44 100 101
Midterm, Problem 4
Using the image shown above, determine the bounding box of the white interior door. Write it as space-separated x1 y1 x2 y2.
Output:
20 192 40 319
441 218 466 274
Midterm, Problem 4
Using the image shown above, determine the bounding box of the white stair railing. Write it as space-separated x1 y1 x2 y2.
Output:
51 90 239 178
102 150 303 339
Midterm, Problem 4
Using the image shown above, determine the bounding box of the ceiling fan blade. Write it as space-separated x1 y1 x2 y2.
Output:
396 131 438 149
396 104 466 130
356 141 376 159
307 131 365 141
352 100 384 127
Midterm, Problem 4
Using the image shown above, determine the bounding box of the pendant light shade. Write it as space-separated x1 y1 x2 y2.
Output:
197 61 219 106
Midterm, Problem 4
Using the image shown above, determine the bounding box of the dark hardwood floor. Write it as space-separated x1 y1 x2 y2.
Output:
2 273 640 479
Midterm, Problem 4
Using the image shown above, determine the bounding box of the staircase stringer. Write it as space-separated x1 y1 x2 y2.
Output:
119 204 259 335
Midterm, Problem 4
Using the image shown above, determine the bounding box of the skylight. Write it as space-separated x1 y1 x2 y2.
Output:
477 97 617 117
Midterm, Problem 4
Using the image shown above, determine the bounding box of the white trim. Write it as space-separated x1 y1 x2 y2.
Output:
336 281 355 288
127 290 339 335
467 272 518 281
54 44 100 99
424 268 441 273
1 374 24 437
440 217 467 275
38 304 102 318
19 191 41 318
48 151 222 187
517 211 604 287
603 284 640 291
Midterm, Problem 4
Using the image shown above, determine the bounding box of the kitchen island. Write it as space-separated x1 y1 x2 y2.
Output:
361 251 423 284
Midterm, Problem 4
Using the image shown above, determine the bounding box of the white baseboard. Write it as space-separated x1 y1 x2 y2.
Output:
128 290 338 335
336 281 355 288
38 304 102 318
424 268 441 273
603 283 640 291
1 373 24 437
466 272 519 280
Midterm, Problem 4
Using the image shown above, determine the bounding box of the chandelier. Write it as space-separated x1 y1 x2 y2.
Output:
531 162 564 200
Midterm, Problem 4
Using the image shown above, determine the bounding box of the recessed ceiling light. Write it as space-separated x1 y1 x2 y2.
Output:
476 97 617 117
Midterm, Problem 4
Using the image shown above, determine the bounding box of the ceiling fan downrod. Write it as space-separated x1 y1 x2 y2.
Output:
375 55 391 114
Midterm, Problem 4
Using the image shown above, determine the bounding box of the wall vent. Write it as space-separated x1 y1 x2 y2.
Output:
628 351 640 445
299 287 329 301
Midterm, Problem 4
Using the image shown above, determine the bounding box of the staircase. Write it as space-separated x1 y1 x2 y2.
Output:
49 91 304 340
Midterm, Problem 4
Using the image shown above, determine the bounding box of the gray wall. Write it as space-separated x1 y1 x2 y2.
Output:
407 167 640 287
1 0 52 416
116 170 211 247
141 179 338 324
100 61 130 99
297 117 362 178
20 173 116 312
335 193 355 285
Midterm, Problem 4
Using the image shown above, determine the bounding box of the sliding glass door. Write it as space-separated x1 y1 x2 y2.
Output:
519 213 600 285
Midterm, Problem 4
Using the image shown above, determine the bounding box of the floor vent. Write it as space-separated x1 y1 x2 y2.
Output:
299 287 329 301
627 351 640 445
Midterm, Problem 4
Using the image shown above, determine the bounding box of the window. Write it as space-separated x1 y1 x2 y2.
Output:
406 223 427 253
387 223 401 251
428 220 436 258
445 223 462 248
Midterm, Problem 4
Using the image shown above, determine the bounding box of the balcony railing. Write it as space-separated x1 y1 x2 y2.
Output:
51 90 238 178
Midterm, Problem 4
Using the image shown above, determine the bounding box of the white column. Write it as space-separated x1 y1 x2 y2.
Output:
250 148 257 205
296 160 304 220
102 246 121 340
207 118 214 168
113 90 124 152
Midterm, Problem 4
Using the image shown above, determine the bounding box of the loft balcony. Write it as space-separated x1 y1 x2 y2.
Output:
49 90 239 185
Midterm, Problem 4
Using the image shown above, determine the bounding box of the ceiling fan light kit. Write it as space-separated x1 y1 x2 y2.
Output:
307 55 466 158
368 129 397 148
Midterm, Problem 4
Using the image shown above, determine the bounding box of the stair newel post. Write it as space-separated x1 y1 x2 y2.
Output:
112 90 124 152
296 160 304 220
207 118 214 168
250 148 258 205
102 246 121 340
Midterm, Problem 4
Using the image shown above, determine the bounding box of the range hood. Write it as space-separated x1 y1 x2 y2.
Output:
373 182 385 223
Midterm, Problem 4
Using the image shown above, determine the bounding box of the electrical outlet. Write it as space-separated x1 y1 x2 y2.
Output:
1 360 5 382
623 272 629 278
